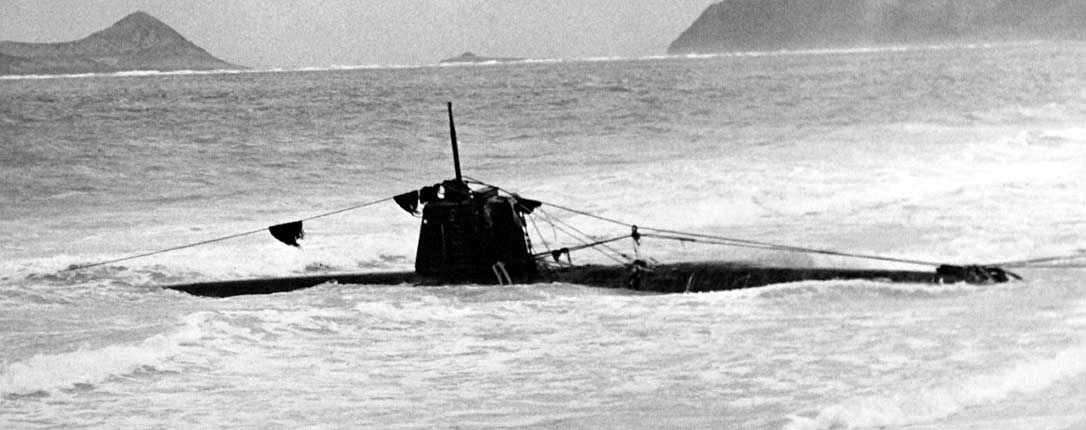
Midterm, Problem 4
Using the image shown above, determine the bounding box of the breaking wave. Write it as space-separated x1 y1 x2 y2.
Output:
784 341 1086 430
0 68 249 81
0 313 207 396
748 279 991 302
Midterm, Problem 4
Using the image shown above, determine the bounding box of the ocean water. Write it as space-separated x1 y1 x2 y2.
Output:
2 43 1086 429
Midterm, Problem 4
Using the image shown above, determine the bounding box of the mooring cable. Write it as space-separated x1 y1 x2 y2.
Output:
529 234 631 260
536 208 632 262
643 230 947 266
62 195 397 272
526 214 553 255
544 201 948 266
467 178 951 268
533 209 630 265
988 251 1086 268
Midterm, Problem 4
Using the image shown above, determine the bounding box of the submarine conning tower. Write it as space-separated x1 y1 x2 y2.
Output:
413 179 538 283
408 102 538 284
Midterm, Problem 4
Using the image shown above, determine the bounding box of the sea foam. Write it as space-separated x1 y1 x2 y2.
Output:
0 313 207 396
785 342 1086 429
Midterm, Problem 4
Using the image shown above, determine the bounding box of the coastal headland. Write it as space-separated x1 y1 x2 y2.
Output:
669 0 1086 54
0 11 241 75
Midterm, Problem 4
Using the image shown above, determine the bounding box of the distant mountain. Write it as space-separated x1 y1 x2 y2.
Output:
668 0 1086 54
0 11 241 75
440 52 524 64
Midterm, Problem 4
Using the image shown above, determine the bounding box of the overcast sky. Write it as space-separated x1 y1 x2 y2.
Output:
0 0 713 68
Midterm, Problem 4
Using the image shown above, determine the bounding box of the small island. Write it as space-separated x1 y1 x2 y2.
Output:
0 11 242 75
439 52 524 64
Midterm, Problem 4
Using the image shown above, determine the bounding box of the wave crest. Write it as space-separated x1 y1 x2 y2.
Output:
0 313 208 396
785 343 1086 429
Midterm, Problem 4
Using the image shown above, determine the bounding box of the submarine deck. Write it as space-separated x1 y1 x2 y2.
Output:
163 262 964 298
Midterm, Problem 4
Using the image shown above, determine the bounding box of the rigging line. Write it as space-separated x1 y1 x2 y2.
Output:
524 196 632 228
535 212 561 245
530 235 631 259
543 219 629 265
470 178 760 259
987 252 1086 268
462 176 491 187
537 208 631 263
641 229 943 266
465 178 632 261
641 232 916 256
639 233 803 252
535 210 629 265
538 208 631 260
526 215 553 254
297 196 397 222
534 209 564 243
639 232 943 267
61 227 269 272
1007 263 1086 269
467 178 944 267
479 178 1051 269
62 195 398 272
541 200 945 267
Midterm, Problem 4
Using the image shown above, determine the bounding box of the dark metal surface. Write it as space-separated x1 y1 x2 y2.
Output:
160 261 1006 298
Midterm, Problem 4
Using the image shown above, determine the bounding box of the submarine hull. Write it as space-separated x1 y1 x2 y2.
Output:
163 262 993 298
